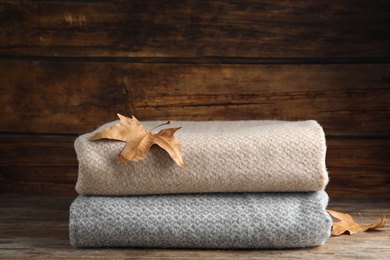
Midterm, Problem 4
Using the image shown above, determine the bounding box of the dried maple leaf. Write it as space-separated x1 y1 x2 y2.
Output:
327 209 387 236
90 114 186 168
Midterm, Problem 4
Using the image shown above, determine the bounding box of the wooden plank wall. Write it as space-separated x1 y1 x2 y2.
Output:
0 0 389 198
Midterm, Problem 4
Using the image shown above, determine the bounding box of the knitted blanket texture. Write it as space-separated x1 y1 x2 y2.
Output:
74 120 328 195
69 192 332 248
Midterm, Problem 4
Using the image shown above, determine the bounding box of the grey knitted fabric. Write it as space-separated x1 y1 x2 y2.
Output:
75 120 328 195
69 192 331 248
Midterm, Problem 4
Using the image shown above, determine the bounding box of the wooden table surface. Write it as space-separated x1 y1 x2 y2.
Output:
0 194 388 259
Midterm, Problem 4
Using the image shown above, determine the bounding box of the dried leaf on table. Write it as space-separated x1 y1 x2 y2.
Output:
90 114 186 168
327 209 387 236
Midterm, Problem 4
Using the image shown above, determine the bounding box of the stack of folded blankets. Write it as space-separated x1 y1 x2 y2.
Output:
70 119 332 248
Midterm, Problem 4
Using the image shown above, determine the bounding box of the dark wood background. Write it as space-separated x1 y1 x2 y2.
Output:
1 0 389 198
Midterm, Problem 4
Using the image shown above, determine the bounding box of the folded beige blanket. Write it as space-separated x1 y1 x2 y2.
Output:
75 120 328 195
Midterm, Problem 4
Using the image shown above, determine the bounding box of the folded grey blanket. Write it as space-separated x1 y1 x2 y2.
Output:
69 191 331 248
75 120 328 195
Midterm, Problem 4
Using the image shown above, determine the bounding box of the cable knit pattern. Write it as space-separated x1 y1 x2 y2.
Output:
74 120 328 195
69 192 331 248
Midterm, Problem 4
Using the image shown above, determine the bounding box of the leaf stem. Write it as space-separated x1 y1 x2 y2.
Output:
149 120 172 133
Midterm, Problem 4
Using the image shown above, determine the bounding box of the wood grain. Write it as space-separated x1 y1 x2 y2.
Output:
0 135 388 198
0 135 77 195
1 61 389 136
326 139 390 199
1 0 389 202
0 194 389 259
0 0 389 59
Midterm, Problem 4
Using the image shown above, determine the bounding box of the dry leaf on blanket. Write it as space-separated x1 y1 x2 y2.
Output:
327 209 387 235
90 114 186 168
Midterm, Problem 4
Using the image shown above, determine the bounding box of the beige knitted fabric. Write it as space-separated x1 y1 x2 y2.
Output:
75 120 328 195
